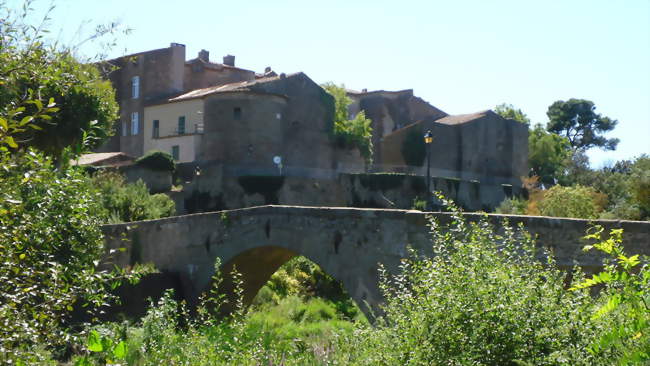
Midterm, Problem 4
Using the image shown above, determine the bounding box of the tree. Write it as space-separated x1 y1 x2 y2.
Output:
322 83 373 164
0 2 119 161
494 103 531 124
546 99 619 151
0 3 141 361
528 124 572 187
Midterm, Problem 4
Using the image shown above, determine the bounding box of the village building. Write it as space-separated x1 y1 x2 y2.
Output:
95 43 528 211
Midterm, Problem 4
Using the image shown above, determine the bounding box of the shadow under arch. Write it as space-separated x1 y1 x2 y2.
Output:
209 245 375 320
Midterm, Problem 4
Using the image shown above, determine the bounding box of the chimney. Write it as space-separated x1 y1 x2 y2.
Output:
223 54 235 66
198 49 209 62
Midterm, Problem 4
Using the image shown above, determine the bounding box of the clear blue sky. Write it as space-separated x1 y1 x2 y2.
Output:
11 0 650 167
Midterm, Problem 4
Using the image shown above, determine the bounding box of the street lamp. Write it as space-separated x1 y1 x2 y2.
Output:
424 130 433 210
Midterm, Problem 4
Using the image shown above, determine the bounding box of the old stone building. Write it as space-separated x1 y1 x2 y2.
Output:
144 72 337 172
99 43 258 157
96 43 528 211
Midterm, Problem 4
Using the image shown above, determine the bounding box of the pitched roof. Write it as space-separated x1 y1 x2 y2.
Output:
72 152 135 167
434 110 491 125
168 73 301 102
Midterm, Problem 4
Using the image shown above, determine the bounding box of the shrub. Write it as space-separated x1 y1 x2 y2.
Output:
0 152 144 362
322 83 374 164
135 150 176 172
339 194 613 365
93 171 176 223
495 196 528 215
571 226 649 364
538 184 603 219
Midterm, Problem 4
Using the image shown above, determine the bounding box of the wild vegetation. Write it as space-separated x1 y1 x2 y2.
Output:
495 103 649 221
1 2 648 364
322 83 374 164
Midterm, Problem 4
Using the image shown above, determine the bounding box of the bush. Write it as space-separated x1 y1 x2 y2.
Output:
339 195 614 365
495 196 528 215
538 184 603 219
0 152 144 362
322 83 374 163
93 171 176 223
135 150 176 172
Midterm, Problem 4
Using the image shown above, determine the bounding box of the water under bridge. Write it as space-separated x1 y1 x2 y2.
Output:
102 205 650 318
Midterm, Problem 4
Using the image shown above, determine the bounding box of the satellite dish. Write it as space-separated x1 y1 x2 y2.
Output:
273 156 282 165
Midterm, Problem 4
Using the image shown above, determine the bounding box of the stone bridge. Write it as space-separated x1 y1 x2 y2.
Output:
102 205 650 318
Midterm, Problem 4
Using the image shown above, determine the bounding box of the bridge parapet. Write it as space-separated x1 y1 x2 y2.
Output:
102 206 650 318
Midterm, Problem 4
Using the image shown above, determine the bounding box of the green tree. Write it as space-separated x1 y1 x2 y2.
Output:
0 3 142 361
528 123 572 186
0 152 145 362
547 99 619 151
0 2 119 161
494 103 531 124
322 83 373 164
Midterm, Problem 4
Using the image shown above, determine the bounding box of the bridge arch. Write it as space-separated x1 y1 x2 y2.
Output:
214 245 369 317
102 205 650 320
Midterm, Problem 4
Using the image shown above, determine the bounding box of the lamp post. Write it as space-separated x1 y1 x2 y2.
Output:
424 130 433 210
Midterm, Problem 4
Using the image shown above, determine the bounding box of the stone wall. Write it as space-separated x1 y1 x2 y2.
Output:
102 205 650 319
165 162 520 214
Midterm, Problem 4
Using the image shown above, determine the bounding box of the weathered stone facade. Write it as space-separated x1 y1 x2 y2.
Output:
103 205 650 319
97 43 529 211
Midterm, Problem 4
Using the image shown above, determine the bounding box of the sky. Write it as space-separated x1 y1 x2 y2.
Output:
9 0 650 167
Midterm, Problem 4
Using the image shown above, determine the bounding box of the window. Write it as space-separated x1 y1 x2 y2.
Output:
131 112 139 135
178 116 186 134
132 76 140 99
122 121 128 136
171 145 180 161
152 120 159 138
276 112 282 120
233 107 242 120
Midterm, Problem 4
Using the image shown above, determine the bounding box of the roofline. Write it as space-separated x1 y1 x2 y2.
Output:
185 58 255 73
147 90 289 107
347 89 413 97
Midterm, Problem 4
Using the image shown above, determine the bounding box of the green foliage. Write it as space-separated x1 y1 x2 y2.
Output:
528 123 572 186
547 98 619 151
411 196 426 211
400 127 426 166
322 83 374 163
92 171 176 223
571 226 649 364
495 103 531 124
74 330 128 366
0 4 119 160
253 256 362 321
537 184 602 219
495 196 528 215
548 154 650 221
630 155 650 218
342 194 611 365
135 150 176 172
0 151 145 362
